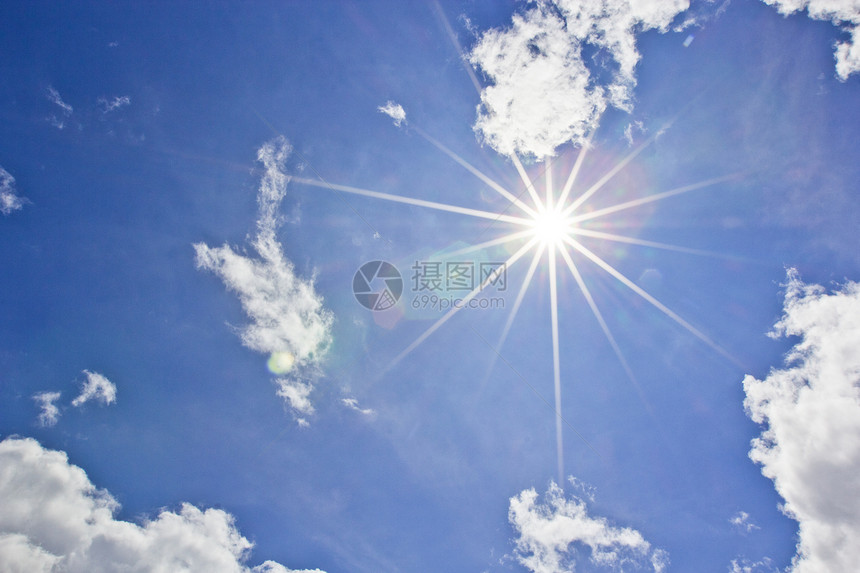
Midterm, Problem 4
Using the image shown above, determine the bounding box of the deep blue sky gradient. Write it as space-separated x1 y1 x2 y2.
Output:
2 2 859 571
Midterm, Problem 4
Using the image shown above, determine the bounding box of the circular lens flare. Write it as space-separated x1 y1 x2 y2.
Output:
267 351 296 374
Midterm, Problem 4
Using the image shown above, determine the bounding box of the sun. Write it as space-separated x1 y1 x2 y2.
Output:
293 125 736 483
531 206 572 246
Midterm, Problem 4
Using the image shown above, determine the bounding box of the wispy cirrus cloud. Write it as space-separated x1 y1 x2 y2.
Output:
71 370 117 407
342 397 375 417
45 86 74 130
32 392 62 427
743 269 860 571
0 437 325 573
468 0 688 158
761 0 860 79
46 86 73 115
508 480 667 573
729 557 779 573
98 95 131 113
730 510 759 533
1 166 27 215
194 137 333 424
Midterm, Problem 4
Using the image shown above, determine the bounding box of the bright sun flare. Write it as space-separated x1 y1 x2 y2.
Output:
531 207 571 245
295 125 735 483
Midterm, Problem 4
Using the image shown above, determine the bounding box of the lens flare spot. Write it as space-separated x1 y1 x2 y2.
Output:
267 351 296 374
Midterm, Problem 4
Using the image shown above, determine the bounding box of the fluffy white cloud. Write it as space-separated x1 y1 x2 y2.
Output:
0 166 26 216
275 378 315 419
377 101 406 126
71 370 117 407
743 269 860 572
761 0 860 79
469 0 688 158
194 137 333 421
32 392 62 427
0 437 324 573
508 480 666 572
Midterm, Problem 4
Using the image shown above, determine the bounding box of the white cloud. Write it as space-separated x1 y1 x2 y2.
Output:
98 95 131 113
729 511 759 533
275 378 315 419
743 269 860 572
46 86 73 115
194 137 333 421
508 480 665 572
1 166 26 215
32 391 62 427
45 87 74 130
0 437 324 573
377 101 406 126
71 370 117 407
341 398 375 417
761 0 860 79
729 557 778 573
468 0 688 158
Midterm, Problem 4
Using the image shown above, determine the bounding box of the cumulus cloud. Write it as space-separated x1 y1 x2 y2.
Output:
469 0 688 158
0 437 324 573
742 269 860 572
32 392 62 427
98 95 131 113
194 137 333 422
761 0 860 79
377 101 406 126
71 370 117 407
508 480 666 572
1 166 26 215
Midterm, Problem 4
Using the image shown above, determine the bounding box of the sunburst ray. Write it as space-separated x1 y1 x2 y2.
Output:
563 131 661 217
563 236 739 365
570 228 723 257
481 244 546 384
556 133 592 209
413 127 540 218
440 230 533 259
292 177 532 225
387 237 540 369
570 174 741 224
548 242 564 485
511 154 543 209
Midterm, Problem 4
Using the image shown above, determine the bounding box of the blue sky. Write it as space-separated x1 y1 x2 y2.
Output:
2 1 860 572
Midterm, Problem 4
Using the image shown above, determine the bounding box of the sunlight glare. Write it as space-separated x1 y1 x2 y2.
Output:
531 207 571 246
